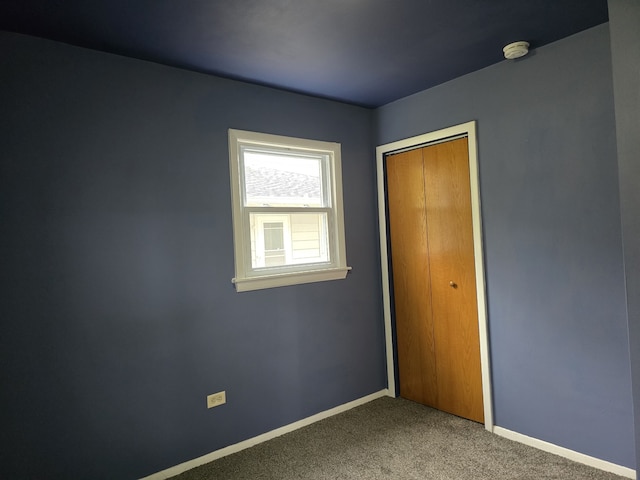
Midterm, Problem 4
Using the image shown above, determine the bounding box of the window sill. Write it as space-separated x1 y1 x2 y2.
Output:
232 266 351 292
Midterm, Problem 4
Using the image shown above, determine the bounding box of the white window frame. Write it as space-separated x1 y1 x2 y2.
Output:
229 129 350 292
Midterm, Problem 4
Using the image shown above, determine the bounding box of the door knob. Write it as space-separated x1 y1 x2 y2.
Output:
449 281 458 288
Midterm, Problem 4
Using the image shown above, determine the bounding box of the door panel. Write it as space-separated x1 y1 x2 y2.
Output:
386 148 438 407
423 138 483 422
387 137 483 423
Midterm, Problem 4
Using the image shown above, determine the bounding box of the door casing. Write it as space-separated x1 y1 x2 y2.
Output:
376 121 493 431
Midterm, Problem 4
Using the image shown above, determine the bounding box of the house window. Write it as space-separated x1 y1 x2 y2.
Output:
229 129 350 292
262 222 286 267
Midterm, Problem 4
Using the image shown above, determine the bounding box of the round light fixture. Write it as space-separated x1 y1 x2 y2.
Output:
503 41 530 60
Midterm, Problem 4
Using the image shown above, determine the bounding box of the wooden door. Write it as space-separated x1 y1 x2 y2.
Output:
386 137 483 423
386 148 438 407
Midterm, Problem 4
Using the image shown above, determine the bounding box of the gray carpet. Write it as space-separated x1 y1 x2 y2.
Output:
173 397 626 480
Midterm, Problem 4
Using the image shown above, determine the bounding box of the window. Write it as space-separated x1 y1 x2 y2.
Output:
229 129 350 292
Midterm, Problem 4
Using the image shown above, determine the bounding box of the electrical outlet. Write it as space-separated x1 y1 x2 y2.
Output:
207 391 226 409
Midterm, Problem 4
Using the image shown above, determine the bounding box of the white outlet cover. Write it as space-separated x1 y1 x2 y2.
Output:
207 391 226 409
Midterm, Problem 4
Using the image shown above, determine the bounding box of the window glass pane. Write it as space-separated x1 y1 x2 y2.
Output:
263 222 284 250
250 212 329 269
263 222 286 267
243 150 324 207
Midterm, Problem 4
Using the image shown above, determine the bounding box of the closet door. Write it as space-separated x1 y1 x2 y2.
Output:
386 148 438 407
422 137 483 422
387 137 483 423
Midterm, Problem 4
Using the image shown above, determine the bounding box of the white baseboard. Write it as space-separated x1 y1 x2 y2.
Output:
493 426 636 479
140 389 391 480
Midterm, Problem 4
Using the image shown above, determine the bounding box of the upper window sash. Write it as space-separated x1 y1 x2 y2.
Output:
240 146 333 209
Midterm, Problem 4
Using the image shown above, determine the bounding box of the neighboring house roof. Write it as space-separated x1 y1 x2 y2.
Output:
245 164 322 203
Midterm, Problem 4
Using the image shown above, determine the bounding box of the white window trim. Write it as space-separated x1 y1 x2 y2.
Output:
228 129 350 292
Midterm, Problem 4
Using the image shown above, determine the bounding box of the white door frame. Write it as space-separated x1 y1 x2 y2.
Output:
376 120 493 431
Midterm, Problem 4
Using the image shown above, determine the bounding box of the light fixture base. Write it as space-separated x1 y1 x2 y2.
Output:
503 41 530 60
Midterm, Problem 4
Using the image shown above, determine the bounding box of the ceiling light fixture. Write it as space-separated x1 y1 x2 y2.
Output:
503 41 530 60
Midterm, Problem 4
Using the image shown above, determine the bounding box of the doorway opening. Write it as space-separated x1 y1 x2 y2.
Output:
376 121 493 430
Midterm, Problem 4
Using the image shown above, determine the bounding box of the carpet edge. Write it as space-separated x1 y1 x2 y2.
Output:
139 389 391 480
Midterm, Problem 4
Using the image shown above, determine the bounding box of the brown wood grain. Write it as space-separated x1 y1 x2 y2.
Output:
386 137 483 423
386 148 438 407
423 137 483 423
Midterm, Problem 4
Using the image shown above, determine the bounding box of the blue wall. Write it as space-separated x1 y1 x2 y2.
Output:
376 24 634 468
0 32 386 479
2 16 637 480
609 0 640 469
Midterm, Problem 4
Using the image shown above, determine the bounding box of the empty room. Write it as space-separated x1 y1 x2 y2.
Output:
1 1 638 479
